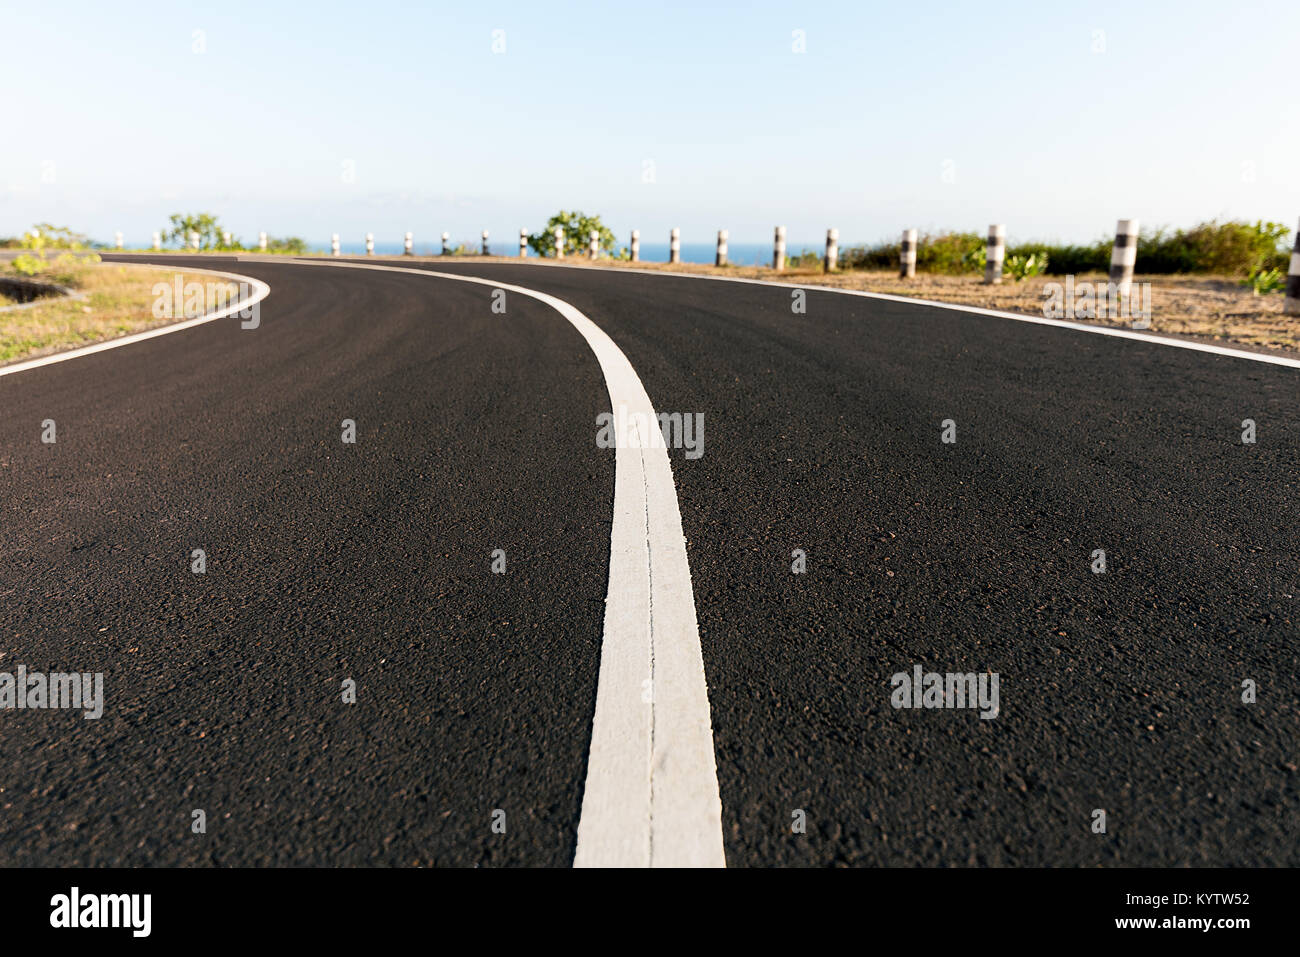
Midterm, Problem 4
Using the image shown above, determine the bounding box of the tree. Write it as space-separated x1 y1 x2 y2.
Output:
528 211 616 258
165 212 225 250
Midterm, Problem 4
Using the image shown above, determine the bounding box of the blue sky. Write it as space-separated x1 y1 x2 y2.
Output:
3 0 1298 248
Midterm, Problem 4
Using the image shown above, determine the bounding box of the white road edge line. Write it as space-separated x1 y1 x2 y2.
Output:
0 264 271 379
361 256 1300 370
275 258 727 868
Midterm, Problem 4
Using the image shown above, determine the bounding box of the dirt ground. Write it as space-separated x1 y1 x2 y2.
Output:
1 259 238 365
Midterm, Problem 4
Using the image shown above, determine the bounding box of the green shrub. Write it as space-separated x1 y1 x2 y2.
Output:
264 236 307 254
164 212 224 250
846 219 1292 277
43 252 101 286
786 249 822 268
841 231 986 274
1241 266 1285 295
1003 252 1049 281
839 241 896 270
11 254 42 276
1006 241 1107 275
21 224 89 251
1159 220 1289 275
528 211 616 258
923 232 985 274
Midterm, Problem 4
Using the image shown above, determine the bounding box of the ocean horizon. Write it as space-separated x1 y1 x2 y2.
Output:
318 240 840 266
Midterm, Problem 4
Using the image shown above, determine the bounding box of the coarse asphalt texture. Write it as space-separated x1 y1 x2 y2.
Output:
1 252 1295 867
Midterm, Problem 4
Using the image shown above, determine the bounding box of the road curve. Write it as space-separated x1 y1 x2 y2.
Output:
2 253 1295 867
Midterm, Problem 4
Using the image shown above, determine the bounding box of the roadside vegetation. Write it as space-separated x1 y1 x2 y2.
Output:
528 211 619 258
2 224 236 364
573 216 1299 352
161 212 308 253
839 219 1291 281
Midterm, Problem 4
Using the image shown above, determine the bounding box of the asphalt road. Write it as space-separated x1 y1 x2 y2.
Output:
2 253 1296 866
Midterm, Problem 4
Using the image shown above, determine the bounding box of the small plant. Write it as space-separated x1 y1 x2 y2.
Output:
44 251 101 286
1003 252 1049 282
1240 267 1285 295
11 254 42 276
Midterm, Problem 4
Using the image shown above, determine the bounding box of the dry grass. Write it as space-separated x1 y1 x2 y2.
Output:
1 257 237 365
547 258 1298 353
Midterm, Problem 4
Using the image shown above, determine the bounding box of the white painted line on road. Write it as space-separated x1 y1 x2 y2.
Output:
399 256 1300 370
0 265 271 379
277 258 727 868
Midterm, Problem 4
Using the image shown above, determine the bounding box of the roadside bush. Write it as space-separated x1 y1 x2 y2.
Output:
264 236 307 254
20 224 90 253
923 232 985 274
786 249 822 268
165 212 224 250
1005 241 1107 275
841 231 986 274
11 254 42 276
43 252 101 286
1137 220 1289 275
1241 266 1285 295
1003 252 1049 281
844 219 1292 277
528 211 616 258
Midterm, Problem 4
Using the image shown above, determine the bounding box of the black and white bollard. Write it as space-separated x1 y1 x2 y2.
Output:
670 228 680 264
115 231 123 250
152 231 161 251
630 229 640 262
189 231 200 251
331 234 340 256
441 232 451 256
554 226 564 259
221 230 231 247
519 228 528 257
716 229 728 267
984 224 1006 284
365 233 374 256
774 225 786 271
1109 219 1139 295
900 229 918 278
1286 218 1300 316
259 231 267 252
404 232 413 256
824 228 838 272
589 229 599 259
481 230 489 256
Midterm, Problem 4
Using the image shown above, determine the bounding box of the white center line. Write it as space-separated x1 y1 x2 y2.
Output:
268 258 727 868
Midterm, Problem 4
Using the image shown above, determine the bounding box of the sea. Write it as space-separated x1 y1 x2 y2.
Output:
319 240 826 266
